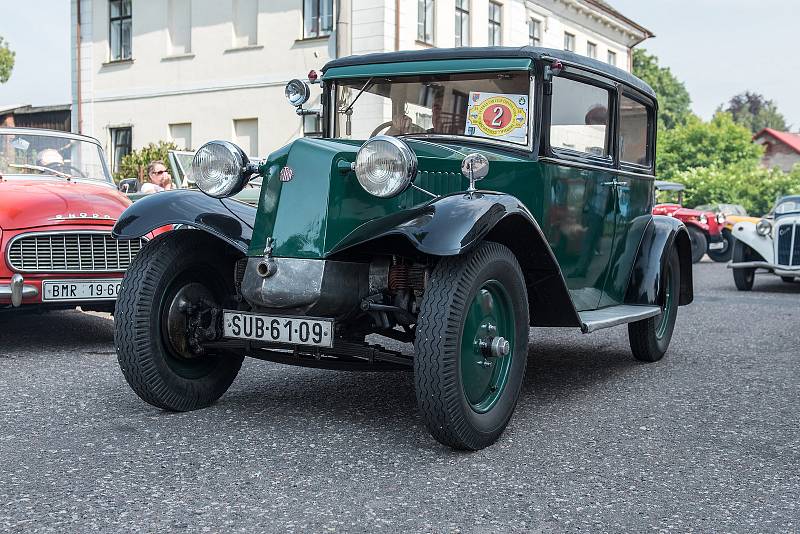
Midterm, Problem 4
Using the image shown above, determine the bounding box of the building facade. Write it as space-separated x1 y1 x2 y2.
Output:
70 0 651 173
753 128 800 173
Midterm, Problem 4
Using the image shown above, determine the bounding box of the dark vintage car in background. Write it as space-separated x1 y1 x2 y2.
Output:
653 180 725 263
111 47 693 450
0 127 150 312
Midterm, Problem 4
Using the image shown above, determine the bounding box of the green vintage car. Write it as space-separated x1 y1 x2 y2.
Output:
112 47 693 450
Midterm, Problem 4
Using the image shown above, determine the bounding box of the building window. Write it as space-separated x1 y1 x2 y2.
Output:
417 0 435 44
528 18 542 47
564 32 575 52
233 0 258 47
455 0 469 47
303 0 333 39
110 127 132 174
488 2 502 46
550 77 610 157
234 118 259 157
167 0 191 55
169 123 192 151
607 50 617 66
586 41 597 59
109 0 132 61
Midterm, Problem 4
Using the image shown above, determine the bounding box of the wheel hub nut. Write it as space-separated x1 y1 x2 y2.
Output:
490 336 510 357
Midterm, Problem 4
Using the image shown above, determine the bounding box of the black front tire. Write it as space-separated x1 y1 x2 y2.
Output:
115 231 244 411
732 239 755 291
687 226 707 264
628 247 681 362
414 242 529 450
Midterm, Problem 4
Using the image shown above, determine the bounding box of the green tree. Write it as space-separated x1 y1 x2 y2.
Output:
0 36 14 83
116 141 177 182
719 91 789 134
657 112 763 180
632 48 691 130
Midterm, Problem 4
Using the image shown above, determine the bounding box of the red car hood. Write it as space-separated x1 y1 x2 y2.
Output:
653 203 705 218
0 178 131 230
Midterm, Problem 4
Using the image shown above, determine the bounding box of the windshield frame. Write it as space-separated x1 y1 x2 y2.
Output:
774 197 800 217
0 128 114 186
326 70 537 153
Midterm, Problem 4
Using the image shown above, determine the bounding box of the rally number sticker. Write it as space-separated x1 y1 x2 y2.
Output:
465 92 529 144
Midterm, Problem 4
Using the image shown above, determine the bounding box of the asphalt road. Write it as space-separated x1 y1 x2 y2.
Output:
1 261 798 533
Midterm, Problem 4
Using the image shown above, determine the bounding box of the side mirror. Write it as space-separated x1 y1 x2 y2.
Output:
118 178 139 193
461 153 490 195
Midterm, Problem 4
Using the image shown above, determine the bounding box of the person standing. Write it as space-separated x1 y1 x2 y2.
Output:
140 160 174 194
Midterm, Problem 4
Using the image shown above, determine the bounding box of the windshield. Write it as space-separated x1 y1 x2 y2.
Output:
0 132 111 183
774 198 800 216
334 71 531 146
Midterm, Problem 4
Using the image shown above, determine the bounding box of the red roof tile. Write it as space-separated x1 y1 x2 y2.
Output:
754 128 800 154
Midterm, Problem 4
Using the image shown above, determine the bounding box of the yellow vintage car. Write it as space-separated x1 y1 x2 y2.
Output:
694 203 760 262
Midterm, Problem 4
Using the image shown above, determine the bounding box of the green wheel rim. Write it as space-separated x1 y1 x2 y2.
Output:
459 280 515 414
656 264 674 340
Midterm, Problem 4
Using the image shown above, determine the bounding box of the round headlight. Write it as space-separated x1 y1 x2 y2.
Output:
716 213 726 224
192 141 249 198
285 79 311 107
756 219 772 236
698 214 708 224
354 136 418 198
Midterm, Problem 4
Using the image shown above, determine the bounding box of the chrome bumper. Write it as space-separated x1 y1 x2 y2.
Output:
728 261 800 276
0 274 39 307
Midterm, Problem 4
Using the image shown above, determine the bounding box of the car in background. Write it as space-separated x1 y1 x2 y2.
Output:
119 150 261 205
694 203 760 262
0 127 150 312
728 195 800 290
653 181 725 263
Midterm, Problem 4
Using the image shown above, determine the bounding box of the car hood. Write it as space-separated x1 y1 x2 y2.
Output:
653 203 706 218
0 178 131 230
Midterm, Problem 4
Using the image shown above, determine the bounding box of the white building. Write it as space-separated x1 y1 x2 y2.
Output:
70 0 652 173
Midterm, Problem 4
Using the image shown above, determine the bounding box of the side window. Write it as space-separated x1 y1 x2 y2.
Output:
549 77 610 158
619 94 651 167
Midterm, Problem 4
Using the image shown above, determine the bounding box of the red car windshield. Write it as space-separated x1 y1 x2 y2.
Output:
0 133 112 183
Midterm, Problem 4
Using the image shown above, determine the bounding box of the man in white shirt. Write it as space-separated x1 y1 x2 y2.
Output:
140 160 175 194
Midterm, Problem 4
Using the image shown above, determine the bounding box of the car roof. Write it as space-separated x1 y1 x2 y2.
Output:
0 126 102 146
654 180 685 191
322 46 655 100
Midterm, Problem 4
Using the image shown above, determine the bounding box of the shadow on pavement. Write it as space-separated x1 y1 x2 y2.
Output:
0 308 114 354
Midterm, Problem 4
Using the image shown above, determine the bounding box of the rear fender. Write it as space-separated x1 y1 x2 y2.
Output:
625 215 693 306
112 190 256 254
331 192 581 327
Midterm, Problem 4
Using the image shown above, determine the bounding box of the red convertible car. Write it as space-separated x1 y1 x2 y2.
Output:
653 181 725 263
1 127 147 312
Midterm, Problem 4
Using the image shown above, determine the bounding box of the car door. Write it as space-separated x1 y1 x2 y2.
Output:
541 73 618 311
600 90 657 307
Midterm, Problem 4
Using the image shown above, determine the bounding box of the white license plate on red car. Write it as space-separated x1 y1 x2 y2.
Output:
42 279 123 301
709 242 725 250
223 311 333 348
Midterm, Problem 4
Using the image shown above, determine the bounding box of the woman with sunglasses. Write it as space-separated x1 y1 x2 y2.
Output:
140 160 175 194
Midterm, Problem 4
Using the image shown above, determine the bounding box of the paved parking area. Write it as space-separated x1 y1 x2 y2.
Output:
1 262 798 532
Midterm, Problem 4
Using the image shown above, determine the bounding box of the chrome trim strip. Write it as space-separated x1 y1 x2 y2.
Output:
539 156 655 179
0 274 39 307
579 305 662 334
728 261 800 272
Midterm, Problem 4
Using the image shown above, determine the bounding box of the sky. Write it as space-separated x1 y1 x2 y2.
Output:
0 1 798 130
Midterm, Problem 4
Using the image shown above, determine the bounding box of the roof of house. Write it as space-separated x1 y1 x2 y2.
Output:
0 104 71 116
754 128 800 155
323 46 656 99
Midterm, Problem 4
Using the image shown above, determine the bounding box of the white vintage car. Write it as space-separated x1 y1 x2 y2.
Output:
729 195 800 290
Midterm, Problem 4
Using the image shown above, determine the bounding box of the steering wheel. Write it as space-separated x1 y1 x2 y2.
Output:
370 121 395 137
48 163 87 178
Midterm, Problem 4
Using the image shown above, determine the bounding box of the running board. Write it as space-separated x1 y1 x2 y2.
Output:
578 305 662 334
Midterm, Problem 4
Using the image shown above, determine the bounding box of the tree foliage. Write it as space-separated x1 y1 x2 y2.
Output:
116 141 177 182
676 163 800 216
657 113 763 180
632 48 691 130
0 36 14 84
719 91 789 134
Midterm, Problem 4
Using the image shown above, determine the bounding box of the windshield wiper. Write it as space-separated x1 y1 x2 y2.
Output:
8 163 74 181
340 77 374 136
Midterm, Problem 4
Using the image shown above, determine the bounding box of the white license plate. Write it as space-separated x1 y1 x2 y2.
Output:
42 279 123 302
709 242 725 250
223 311 333 348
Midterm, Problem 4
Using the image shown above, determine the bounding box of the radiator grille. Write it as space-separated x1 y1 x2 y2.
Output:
7 232 146 273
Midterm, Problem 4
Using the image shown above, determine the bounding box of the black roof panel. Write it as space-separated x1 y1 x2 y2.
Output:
322 46 655 99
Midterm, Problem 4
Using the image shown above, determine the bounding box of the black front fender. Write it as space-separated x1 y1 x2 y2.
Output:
112 190 256 254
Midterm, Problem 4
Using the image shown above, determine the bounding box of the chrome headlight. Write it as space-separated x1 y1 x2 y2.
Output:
716 213 726 224
354 136 418 198
192 141 250 198
756 219 772 236
698 214 708 225
285 79 311 107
